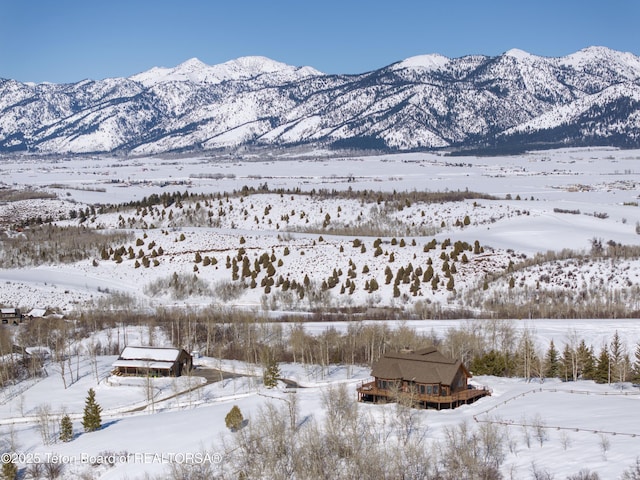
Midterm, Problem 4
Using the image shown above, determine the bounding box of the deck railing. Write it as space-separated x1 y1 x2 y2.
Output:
357 380 491 405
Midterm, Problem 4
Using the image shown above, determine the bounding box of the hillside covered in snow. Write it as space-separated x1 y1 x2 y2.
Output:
1 147 639 318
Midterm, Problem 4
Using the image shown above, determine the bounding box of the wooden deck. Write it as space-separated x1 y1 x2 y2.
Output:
357 380 491 409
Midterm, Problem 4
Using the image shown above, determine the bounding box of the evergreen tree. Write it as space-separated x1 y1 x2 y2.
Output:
544 340 560 379
225 405 244 432
384 266 393 284
594 346 611 384
82 388 102 432
576 340 596 380
470 350 510 376
59 414 73 442
241 256 251 278
1 458 17 480
266 263 276 277
632 342 640 383
263 359 280 388
446 276 455 291
610 330 627 382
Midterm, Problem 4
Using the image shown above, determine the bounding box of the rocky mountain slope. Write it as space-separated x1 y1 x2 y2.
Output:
1 47 639 154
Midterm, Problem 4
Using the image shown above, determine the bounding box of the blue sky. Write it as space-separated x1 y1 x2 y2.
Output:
1 0 638 83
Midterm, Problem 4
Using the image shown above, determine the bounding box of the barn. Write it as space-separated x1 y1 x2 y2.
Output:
24 308 48 319
357 347 490 409
112 346 193 377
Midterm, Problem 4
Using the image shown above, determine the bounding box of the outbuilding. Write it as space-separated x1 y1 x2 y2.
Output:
1 307 21 324
112 346 193 377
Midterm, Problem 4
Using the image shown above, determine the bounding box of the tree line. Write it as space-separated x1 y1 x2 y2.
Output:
5 307 640 392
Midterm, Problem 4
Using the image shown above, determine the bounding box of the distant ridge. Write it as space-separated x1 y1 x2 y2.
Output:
1 47 639 155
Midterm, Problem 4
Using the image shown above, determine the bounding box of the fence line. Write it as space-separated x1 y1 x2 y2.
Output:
473 386 640 438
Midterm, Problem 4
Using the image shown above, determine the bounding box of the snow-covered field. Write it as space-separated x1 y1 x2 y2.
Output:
1 147 639 314
1 147 640 478
1 331 640 479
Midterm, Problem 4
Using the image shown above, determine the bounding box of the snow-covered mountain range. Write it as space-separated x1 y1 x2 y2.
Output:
1 46 639 154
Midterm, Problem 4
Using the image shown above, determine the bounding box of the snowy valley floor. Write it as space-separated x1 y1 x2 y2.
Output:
1 148 640 478
1 347 640 479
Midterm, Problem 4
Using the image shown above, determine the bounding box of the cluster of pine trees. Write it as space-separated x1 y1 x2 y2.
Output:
471 331 640 384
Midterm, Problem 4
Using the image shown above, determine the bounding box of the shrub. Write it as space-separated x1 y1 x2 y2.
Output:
214 281 246 302
145 273 213 300
225 405 244 432
622 458 640 480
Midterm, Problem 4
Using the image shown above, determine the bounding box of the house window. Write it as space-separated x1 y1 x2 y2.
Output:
433 385 439 395
427 385 432 395
420 385 425 395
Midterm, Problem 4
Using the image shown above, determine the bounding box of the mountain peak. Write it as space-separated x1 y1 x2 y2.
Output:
175 57 207 70
129 59 209 86
559 46 640 78
561 46 618 65
503 48 536 61
393 53 450 71
220 56 323 78
131 55 321 87
224 56 289 73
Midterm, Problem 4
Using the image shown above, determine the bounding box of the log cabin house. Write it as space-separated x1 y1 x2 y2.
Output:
112 346 193 377
357 347 490 409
